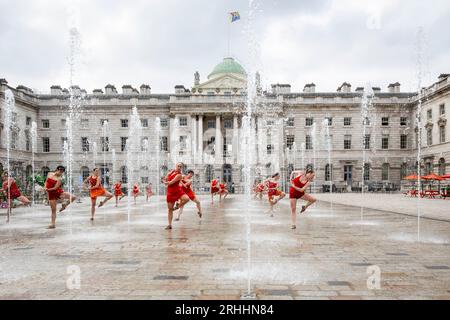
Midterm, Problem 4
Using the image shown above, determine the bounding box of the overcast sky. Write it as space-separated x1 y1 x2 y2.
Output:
0 0 449 94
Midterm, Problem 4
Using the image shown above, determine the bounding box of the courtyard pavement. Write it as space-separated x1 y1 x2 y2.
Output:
315 193 450 222
0 195 449 300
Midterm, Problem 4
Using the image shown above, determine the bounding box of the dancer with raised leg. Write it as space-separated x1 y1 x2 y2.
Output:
113 181 125 207
145 182 153 202
132 182 140 205
176 170 202 221
162 162 190 230
210 177 220 204
289 167 316 230
1 172 31 218
266 173 285 217
219 180 229 202
45 166 76 229
85 168 113 221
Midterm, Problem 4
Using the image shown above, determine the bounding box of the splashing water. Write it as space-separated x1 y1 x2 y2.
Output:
3 89 15 222
30 121 37 206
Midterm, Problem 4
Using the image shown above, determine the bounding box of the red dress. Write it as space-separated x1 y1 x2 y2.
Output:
90 176 106 199
290 175 307 199
219 183 227 194
257 183 265 193
181 177 196 201
133 186 139 196
268 181 282 199
114 183 123 197
3 179 22 199
211 180 219 194
46 178 64 200
166 171 185 203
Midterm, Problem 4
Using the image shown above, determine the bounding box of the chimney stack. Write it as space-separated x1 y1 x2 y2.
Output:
93 89 104 95
271 84 291 94
303 83 316 93
337 82 351 93
50 85 63 95
388 82 401 93
140 84 151 95
105 84 117 95
175 85 187 94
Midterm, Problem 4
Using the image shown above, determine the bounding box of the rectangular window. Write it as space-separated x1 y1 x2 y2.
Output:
179 117 188 127
100 119 108 126
363 164 370 181
121 137 128 151
207 120 215 129
267 144 274 155
426 128 433 146
160 118 168 128
440 104 446 116
121 119 129 128
141 137 149 151
61 137 68 149
381 117 389 126
160 136 168 152
363 117 371 126
61 119 67 127
382 135 389 149
224 119 233 129
101 137 109 152
427 109 432 120
286 117 295 127
440 126 446 143
42 119 50 129
325 117 332 126
179 136 187 150
42 137 50 153
141 177 149 184
82 137 90 152
25 131 31 151
344 117 352 126
305 135 313 150
364 134 371 150
400 117 408 126
305 117 314 127
26 117 32 126
400 135 408 149
11 132 17 149
286 135 295 149
344 135 352 150
141 119 148 127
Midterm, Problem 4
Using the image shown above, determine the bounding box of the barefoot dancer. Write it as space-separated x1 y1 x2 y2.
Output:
1 172 31 219
162 162 190 230
132 183 140 205
289 167 316 229
45 166 76 229
145 183 153 202
255 181 265 200
85 168 113 221
176 170 202 221
266 173 285 217
219 181 229 202
210 177 220 204
113 181 125 207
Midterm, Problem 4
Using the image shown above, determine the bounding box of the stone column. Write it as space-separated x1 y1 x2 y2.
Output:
233 115 239 164
198 114 203 164
215 114 222 164
191 115 197 164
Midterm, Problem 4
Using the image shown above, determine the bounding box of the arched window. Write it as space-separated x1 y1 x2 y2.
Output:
400 163 407 180
424 161 432 175
287 164 294 179
223 164 232 184
26 165 33 178
438 158 446 176
160 165 168 178
325 164 333 182
42 167 50 177
121 166 128 184
80 166 90 181
381 163 389 181
205 165 214 183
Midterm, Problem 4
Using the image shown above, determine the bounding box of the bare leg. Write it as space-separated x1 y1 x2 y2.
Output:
194 198 202 218
223 191 229 200
115 196 119 207
166 202 175 229
211 193 214 204
300 194 316 213
59 193 76 213
176 201 183 221
48 200 57 229
17 196 31 207
99 191 113 208
290 198 297 229
91 198 97 220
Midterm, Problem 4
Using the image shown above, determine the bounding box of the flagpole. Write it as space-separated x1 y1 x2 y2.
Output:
228 17 231 57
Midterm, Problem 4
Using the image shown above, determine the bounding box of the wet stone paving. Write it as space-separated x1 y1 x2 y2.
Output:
0 195 449 300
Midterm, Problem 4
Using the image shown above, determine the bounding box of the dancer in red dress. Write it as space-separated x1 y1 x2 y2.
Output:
1 172 31 220
162 162 190 230
289 167 316 229
219 181 229 202
145 183 153 202
44 166 76 229
176 170 202 221
254 181 265 200
210 177 220 204
113 181 124 207
132 183 140 205
84 168 113 221
265 173 285 217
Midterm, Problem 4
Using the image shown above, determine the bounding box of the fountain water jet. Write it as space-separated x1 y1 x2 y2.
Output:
3 89 16 222
30 121 37 206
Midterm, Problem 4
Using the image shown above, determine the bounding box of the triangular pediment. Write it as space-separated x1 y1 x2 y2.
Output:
195 73 247 91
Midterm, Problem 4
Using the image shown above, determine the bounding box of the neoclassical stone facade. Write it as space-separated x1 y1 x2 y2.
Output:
0 58 449 194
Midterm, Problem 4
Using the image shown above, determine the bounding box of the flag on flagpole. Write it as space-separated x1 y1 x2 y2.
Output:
229 11 241 23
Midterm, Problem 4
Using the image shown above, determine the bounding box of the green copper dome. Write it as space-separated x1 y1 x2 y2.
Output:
208 57 246 79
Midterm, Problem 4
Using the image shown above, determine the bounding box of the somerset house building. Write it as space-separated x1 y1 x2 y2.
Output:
0 57 449 193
